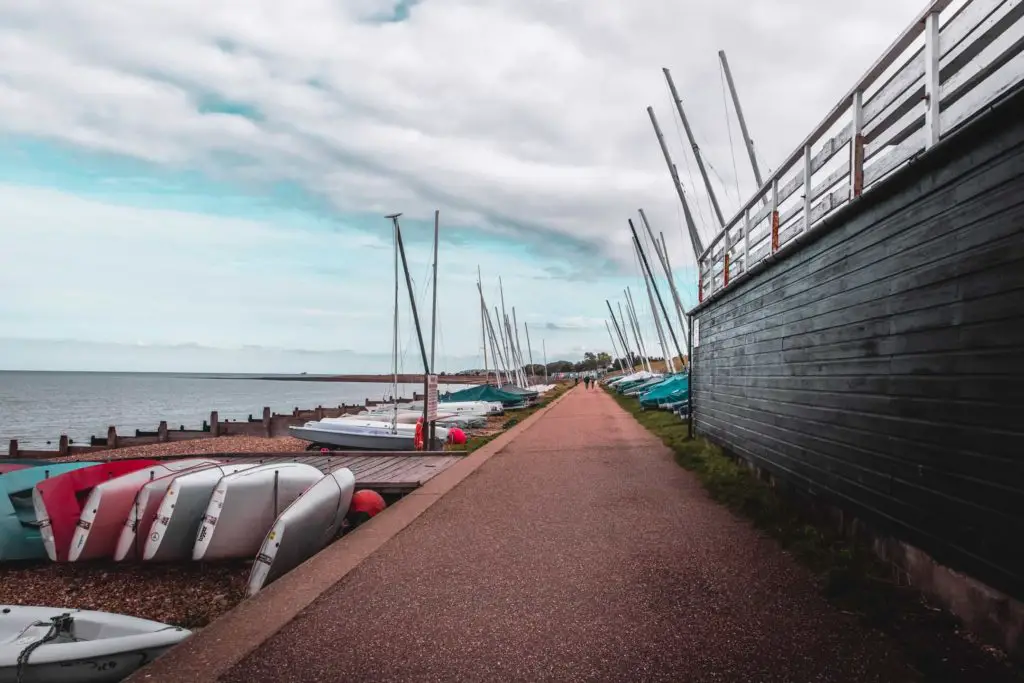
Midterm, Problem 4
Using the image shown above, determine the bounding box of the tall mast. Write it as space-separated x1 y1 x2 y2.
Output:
542 338 548 384
719 50 764 190
616 301 636 369
605 320 625 373
427 210 440 445
512 307 527 386
524 321 535 385
498 277 513 374
636 235 673 373
477 267 489 384
629 218 687 368
647 107 705 261
495 306 511 384
387 214 400 431
607 301 632 369
663 67 726 228
623 290 650 374
639 209 691 358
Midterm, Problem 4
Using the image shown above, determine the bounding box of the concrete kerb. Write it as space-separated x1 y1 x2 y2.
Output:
126 385 576 683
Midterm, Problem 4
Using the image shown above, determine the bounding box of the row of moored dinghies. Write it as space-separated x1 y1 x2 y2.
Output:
604 371 690 417
0 459 373 592
0 458 375 681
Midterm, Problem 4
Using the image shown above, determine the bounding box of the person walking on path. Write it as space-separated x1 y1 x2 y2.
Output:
584 376 591 390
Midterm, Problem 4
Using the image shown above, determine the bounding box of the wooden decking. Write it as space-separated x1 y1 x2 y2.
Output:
104 450 465 494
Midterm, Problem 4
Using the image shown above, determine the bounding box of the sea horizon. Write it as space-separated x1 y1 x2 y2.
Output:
0 370 464 449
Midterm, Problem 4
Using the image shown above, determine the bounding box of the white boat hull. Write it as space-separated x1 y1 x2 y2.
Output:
142 463 258 562
247 467 356 596
193 463 325 561
113 461 224 562
0 606 190 683
69 459 221 563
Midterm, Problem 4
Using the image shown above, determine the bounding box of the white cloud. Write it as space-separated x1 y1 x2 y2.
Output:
0 0 935 369
0 0 927 265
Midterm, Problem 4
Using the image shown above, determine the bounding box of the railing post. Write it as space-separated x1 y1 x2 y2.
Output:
851 90 865 197
743 208 751 275
771 178 780 253
698 263 704 303
803 143 813 232
923 10 941 149
723 226 731 288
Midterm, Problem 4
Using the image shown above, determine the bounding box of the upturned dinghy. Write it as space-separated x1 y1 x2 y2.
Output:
142 463 258 562
113 461 223 562
0 605 190 683
247 467 356 595
192 462 324 561
69 459 221 563
32 461 160 562
0 464 99 562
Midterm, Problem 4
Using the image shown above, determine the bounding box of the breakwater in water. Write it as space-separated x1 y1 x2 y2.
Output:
0 371 460 451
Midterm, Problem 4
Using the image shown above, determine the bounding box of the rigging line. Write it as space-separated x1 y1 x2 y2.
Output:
719 60 743 208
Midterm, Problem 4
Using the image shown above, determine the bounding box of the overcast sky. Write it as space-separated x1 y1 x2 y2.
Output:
0 0 928 373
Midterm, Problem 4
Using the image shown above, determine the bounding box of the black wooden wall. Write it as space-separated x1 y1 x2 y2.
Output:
691 89 1024 601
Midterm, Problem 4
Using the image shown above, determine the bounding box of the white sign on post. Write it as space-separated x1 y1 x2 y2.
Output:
426 374 439 422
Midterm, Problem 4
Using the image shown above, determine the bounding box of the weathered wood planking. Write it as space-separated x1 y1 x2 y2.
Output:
690 85 1024 601
90 451 464 493
237 454 462 493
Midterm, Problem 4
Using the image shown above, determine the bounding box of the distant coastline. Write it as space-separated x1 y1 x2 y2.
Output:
245 373 488 384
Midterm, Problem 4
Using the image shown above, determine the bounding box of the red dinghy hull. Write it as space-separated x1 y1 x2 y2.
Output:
32 460 160 561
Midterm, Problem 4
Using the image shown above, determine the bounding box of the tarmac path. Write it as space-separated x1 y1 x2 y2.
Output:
224 386 916 682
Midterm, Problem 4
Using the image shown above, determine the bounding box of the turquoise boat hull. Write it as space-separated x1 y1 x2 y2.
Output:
0 462 99 561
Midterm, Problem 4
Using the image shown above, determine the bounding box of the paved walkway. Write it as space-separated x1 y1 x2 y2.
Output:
224 386 915 682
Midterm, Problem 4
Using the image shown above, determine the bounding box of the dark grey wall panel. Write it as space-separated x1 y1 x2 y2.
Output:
691 89 1024 600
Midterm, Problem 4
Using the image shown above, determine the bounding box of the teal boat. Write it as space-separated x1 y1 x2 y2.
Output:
640 374 689 409
0 462 98 561
441 383 533 408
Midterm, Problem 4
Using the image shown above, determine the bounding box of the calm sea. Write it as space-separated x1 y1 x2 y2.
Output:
0 371 458 449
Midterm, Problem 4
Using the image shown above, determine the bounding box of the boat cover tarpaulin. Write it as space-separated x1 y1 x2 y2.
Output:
441 384 529 406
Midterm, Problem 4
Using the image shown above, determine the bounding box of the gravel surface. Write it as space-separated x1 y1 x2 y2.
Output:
225 387 919 683
53 435 309 462
2 437 309 627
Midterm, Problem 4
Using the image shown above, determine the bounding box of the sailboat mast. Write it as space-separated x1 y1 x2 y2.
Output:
477 267 489 384
524 322 535 385
392 217 431 447
512 307 527 386
605 320 625 373
428 209 440 445
638 209 690 360
635 235 672 372
387 214 400 431
629 218 686 367
623 290 650 373
647 107 704 262
719 50 764 189
542 339 548 383
664 67 726 228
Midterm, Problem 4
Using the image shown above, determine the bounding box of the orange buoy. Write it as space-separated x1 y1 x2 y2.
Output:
414 417 425 451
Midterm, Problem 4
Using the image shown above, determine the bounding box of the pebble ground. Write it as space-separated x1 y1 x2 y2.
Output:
224 386 918 682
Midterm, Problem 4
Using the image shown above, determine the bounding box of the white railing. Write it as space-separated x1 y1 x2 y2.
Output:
697 0 1024 302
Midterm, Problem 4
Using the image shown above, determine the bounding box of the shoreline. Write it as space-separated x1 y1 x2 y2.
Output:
244 373 488 384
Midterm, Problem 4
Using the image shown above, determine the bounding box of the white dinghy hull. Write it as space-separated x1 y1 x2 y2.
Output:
113 460 224 562
192 463 325 561
142 463 258 562
247 467 356 596
0 605 190 683
69 459 222 563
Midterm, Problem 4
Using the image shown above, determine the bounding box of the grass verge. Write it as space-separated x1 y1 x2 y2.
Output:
606 386 1022 682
